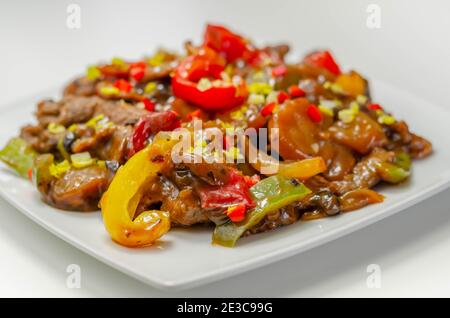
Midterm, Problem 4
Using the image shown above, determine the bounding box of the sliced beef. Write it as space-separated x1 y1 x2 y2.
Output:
64 77 98 97
40 165 112 211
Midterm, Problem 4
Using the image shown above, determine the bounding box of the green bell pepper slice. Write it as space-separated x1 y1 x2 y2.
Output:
0 137 37 178
212 175 311 247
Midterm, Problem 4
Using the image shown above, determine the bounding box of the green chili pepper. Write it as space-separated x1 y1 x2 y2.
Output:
394 152 411 171
212 175 311 247
375 162 410 183
0 138 37 178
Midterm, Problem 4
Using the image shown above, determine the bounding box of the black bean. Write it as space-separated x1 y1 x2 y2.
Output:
105 160 120 172
63 132 76 152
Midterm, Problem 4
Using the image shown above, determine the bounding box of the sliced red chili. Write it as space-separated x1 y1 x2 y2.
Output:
260 102 276 117
277 91 290 104
226 204 246 222
27 168 33 182
114 79 133 93
141 98 155 112
129 62 146 82
271 65 288 77
304 50 341 75
288 85 305 98
186 109 201 121
198 170 254 210
203 24 250 63
307 104 322 122
129 110 181 156
368 103 383 111
172 47 247 111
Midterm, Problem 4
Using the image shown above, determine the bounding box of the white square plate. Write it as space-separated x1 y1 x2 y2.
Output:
0 80 449 291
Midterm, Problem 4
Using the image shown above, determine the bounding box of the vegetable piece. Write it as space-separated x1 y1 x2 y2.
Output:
203 24 250 63
374 162 410 183
287 85 305 98
394 152 411 171
272 65 288 77
277 91 289 104
226 204 246 222
334 71 366 97
260 102 276 117
172 47 248 111
129 62 146 82
86 66 101 81
269 98 321 160
100 132 177 247
276 158 326 179
306 104 322 123
329 112 387 154
141 98 155 112
49 160 71 178
71 152 95 169
212 175 311 247
368 103 383 111
304 50 341 75
114 79 133 93
0 138 37 178
198 170 254 210
339 189 384 212
130 110 181 156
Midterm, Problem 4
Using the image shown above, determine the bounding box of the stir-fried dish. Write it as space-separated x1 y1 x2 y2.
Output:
0 25 432 247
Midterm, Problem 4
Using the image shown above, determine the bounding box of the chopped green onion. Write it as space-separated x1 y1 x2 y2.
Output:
111 57 126 67
47 123 66 134
378 114 396 125
197 78 212 91
248 82 272 95
338 109 356 123
356 95 368 104
318 104 334 117
247 93 265 105
49 160 71 178
144 82 157 94
71 152 95 169
99 86 120 96
147 52 165 67
86 66 101 81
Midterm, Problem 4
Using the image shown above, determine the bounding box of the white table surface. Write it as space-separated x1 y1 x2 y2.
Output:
1 0 449 297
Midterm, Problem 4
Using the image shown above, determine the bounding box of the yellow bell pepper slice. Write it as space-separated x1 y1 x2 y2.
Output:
100 132 178 247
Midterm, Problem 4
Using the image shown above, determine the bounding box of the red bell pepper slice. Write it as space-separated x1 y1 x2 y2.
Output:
172 47 247 111
129 110 181 157
304 50 342 76
198 170 254 210
204 24 250 63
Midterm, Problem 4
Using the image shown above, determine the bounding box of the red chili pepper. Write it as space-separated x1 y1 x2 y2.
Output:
260 102 276 117
271 65 288 77
27 168 33 182
129 111 181 156
129 62 146 82
304 50 341 75
203 24 250 63
187 109 201 121
277 91 290 104
198 170 254 210
368 103 383 111
288 85 305 98
114 79 133 93
243 174 260 187
307 104 322 123
226 204 246 222
141 98 155 112
172 47 247 111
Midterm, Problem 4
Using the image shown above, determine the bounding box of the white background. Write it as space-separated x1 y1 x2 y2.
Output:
1 0 450 297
